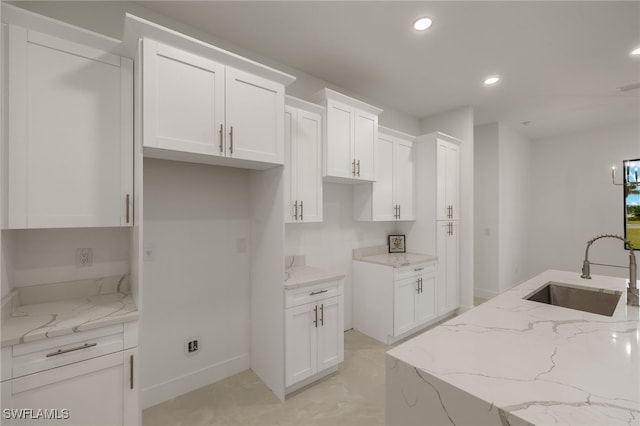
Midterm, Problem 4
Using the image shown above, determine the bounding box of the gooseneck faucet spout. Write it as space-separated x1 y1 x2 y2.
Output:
580 234 638 306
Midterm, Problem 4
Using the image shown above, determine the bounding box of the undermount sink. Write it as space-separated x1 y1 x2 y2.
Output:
525 281 622 317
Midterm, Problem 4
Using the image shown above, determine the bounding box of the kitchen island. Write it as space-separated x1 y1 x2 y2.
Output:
386 270 640 425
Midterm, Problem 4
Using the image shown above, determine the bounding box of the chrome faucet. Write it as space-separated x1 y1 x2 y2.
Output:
580 234 638 306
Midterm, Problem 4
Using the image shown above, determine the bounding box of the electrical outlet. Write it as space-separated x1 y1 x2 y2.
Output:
185 337 201 356
76 248 93 267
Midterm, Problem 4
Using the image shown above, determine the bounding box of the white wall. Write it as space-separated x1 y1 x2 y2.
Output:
141 159 251 407
285 183 399 331
530 121 640 278
418 106 475 310
4 228 129 288
498 123 531 292
12 1 421 136
474 123 499 298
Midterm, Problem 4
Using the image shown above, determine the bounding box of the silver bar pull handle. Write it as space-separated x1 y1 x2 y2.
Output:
125 194 130 224
320 304 324 326
310 289 328 296
294 200 298 220
229 126 234 154
398 204 401 220
314 305 318 328
352 159 356 176
46 342 97 358
130 354 134 390
414 267 424 272
357 160 361 177
219 124 224 153
300 201 304 221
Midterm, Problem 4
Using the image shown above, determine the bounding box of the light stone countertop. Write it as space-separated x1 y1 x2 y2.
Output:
353 246 437 268
1 275 139 347
386 269 640 425
284 255 345 289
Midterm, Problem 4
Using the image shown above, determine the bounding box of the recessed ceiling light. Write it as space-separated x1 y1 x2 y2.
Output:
631 47 640 56
484 76 501 86
413 17 433 31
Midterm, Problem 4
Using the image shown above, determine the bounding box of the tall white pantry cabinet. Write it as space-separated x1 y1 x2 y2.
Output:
419 132 461 315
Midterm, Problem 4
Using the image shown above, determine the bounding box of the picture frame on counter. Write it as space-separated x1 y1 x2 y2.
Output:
388 235 406 253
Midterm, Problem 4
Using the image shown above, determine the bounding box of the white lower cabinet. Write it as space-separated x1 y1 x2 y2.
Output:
437 220 460 314
0 324 138 425
285 280 344 389
353 260 436 345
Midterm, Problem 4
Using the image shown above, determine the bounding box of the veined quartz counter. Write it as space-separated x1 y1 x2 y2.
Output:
353 245 437 268
284 255 345 289
1 275 138 347
386 269 640 426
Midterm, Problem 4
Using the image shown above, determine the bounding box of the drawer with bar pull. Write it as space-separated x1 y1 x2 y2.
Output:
7 324 124 380
285 280 343 308
394 261 437 281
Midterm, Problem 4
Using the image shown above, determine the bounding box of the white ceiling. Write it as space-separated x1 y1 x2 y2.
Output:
136 1 640 139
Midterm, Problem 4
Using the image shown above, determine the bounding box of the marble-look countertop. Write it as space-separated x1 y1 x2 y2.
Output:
386 270 640 425
353 246 437 268
284 255 345 289
1 275 138 347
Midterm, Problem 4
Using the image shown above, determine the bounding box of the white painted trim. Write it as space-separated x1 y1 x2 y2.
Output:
122 13 294 86
378 125 416 141
285 365 338 396
140 353 249 409
285 95 324 115
309 88 382 116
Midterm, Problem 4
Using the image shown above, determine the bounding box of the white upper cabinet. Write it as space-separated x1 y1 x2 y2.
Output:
436 139 460 221
353 127 416 222
140 36 292 169
284 97 323 223
310 89 382 183
3 20 133 229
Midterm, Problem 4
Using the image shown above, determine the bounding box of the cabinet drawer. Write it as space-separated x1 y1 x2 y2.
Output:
285 280 343 308
394 261 436 281
10 325 124 379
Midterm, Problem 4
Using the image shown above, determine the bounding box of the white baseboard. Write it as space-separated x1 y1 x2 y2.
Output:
141 353 250 409
474 288 499 300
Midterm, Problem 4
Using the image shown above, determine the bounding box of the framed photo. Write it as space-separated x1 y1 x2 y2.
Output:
388 234 406 253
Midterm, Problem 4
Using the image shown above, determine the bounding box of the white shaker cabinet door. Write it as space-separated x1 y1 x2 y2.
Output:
394 138 416 221
372 134 394 221
325 100 354 179
393 277 418 336
6 26 133 229
143 40 225 156
353 110 376 181
285 304 317 387
316 296 340 372
225 67 284 164
2 352 125 425
437 221 460 314
295 109 323 222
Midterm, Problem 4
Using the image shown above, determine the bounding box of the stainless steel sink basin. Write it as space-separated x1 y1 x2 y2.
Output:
525 282 621 317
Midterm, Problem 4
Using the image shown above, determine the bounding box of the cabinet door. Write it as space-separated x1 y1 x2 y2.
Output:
7 27 133 229
372 134 394 221
437 221 460 314
316 297 341 372
394 138 415 221
226 67 284 164
296 109 323 222
416 273 436 325
446 143 460 220
2 352 125 425
394 277 418 336
353 110 377 181
285 304 317 387
284 106 297 223
123 349 138 426
325 100 354 179
143 40 225 157
436 141 449 221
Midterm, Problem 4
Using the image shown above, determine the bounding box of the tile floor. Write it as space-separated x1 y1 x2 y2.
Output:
142 305 485 426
